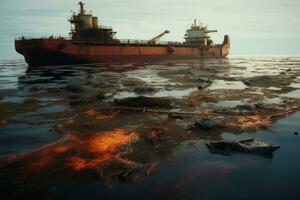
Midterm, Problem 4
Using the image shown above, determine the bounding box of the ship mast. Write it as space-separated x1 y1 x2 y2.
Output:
79 1 85 15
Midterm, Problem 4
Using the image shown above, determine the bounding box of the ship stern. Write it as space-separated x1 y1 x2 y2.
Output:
221 35 230 57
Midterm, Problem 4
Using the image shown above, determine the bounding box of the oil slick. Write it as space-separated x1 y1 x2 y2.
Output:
1 129 141 175
1 57 300 199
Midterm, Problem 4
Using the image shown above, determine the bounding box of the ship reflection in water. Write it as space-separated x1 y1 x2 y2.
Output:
1 57 300 199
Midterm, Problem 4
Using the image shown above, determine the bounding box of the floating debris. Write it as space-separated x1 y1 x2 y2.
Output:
197 79 212 90
95 156 159 184
190 118 225 131
242 79 253 86
65 79 87 93
133 85 156 94
236 104 255 112
206 138 280 157
115 96 172 108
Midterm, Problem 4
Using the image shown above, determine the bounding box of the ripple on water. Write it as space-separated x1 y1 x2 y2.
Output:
0 96 25 103
30 104 66 115
114 87 198 99
11 104 67 121
289 83 300 89
0 123 58 156
208 80 247 90
263 97 283 104
201 100 246 108
281 90 300 99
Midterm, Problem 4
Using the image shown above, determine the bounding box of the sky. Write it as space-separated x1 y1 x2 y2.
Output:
0 0 300 59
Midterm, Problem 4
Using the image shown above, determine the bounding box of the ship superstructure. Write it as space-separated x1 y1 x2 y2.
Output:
69 2 116 43
15 2 230 67
185 19 217 46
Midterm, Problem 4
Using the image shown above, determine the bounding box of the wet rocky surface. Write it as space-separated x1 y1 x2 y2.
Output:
1 57 300 199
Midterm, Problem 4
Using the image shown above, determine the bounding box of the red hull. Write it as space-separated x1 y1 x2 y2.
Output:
15 38 230 67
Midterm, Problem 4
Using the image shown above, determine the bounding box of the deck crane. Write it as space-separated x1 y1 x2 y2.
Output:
148 30 170 44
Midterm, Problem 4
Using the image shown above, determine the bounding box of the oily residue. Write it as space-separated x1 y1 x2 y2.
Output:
2 129 138 173
84 108 119 120
0 119 7 126
68 129 137 171
236 115 271 128
233 109 296 129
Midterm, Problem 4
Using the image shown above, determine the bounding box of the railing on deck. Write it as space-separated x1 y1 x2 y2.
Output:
15 36 67 40
16 36 185 46
98 25 112 30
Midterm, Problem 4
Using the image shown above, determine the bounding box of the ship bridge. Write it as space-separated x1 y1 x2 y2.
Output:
69 2 116 42
184 19 217 47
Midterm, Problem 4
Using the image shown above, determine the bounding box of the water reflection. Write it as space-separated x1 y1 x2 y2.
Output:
0 56 300 199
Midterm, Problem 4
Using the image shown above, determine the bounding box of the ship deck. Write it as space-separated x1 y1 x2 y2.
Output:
15 36 222 48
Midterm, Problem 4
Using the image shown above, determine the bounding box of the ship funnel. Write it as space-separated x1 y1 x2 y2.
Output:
92 17 99 28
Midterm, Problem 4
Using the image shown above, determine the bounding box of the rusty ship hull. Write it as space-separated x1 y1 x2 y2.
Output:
15 38 230 67
15 2 230 67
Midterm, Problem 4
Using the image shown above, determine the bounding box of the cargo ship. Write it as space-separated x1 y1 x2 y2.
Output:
15 2 230 67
